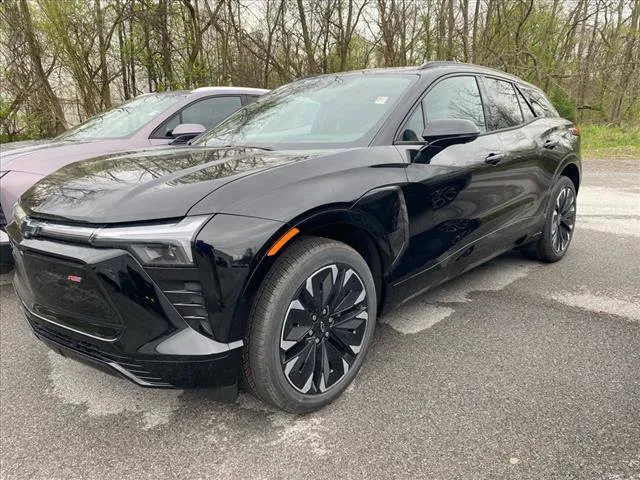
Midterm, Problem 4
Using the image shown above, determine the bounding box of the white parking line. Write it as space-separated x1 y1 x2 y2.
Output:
551 291 640 321
382 258 539 334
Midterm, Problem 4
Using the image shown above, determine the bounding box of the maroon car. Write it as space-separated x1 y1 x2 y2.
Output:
0 86 268 268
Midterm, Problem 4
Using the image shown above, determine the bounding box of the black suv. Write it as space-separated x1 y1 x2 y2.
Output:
8 62 580 413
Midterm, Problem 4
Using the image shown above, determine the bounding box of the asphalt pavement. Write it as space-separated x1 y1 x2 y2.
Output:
1 159 639 479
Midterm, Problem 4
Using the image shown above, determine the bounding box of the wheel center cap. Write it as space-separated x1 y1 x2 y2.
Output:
319 321 326 333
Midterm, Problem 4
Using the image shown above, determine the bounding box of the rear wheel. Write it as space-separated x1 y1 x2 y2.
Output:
243 236 376 413
522 176 577 262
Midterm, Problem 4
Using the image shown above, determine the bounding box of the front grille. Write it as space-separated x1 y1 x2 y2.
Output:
13 249 122 339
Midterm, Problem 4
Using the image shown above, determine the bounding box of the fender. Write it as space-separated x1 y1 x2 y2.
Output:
201 187 411 342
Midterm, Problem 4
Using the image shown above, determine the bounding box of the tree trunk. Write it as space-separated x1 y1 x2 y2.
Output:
95 0 112 109
296 0 319 73
19 0 66 133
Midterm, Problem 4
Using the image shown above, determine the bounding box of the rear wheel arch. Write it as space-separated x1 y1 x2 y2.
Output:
553 154 581 192
560 162 580 193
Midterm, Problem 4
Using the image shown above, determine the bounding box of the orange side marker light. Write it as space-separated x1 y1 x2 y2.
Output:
267 227 300 256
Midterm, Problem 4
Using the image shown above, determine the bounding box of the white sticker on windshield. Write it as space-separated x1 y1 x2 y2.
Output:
374 96 388 105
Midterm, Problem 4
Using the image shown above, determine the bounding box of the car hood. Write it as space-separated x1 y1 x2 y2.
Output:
0 139 52 155
20 146 318 223
0 138 148 175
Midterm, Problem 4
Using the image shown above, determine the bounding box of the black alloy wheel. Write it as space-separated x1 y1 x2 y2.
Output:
550 185 576 254
243 236 376 413
280 264 368 394
522 176 577 263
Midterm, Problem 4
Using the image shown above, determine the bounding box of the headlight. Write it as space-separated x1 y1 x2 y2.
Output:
12 203 26 224
92 215 210 267
10 205 209 267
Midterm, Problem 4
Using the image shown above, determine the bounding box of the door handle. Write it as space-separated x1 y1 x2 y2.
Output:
485 152 505 165
543 139 559 149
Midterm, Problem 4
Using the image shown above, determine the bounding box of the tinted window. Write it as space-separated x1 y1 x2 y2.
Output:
483 78 524 130
515 87 535 122
422 76 486 132
154 96 243 138
183 96 242 126
196 74 417 148
398 105 425 142
519 85 559 118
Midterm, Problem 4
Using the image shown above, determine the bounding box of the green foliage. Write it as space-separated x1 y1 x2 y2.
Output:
580 124 640 159
0 98 58 143
2 0 638 146
549 90 577 123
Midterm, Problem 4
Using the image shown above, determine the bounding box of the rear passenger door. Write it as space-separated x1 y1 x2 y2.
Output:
480 77 550 239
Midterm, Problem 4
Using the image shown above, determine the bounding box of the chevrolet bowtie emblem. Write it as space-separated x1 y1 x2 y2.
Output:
20 218 41 239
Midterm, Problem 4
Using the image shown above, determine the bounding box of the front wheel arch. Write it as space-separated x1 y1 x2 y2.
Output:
235 210 390 340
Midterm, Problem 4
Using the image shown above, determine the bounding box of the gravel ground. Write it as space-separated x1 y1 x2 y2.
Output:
1 159 638 479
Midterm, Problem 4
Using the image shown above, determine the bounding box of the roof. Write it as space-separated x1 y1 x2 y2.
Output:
330 61 525 84
134 87 270 100
190 86 270 95
419 61 525 82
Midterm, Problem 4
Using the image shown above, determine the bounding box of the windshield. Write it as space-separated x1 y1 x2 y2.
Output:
195 74 417 149
57 93 187 141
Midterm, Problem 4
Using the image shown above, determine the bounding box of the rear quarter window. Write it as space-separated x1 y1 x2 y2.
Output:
518 85 559 118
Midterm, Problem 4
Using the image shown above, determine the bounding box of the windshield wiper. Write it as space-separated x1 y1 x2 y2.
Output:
220 144 273 151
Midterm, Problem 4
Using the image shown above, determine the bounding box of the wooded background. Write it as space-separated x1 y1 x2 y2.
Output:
1 0 639 141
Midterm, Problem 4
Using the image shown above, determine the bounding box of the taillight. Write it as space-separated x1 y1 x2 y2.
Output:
569 127 580 136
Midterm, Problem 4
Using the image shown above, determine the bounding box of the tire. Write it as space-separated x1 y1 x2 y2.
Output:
243 236 377 413
522 176 577 263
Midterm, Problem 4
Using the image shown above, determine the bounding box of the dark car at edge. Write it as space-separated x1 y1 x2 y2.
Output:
7 62 580 413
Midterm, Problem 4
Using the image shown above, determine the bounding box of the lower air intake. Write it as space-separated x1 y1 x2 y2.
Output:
163 281 214 337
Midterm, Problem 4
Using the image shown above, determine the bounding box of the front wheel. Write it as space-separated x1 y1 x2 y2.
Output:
243 236 377 413
522 176 577 263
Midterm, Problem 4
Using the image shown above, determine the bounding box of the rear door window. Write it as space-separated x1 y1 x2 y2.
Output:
482 77 524 130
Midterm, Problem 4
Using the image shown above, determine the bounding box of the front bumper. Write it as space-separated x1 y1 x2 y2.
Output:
8 226 244 390
25 307 242 388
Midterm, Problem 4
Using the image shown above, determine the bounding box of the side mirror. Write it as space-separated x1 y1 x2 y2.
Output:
421 119 480 145
169 123 206 145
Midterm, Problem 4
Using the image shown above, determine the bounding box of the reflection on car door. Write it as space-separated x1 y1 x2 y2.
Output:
479 76 547 248
394 74 536 299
